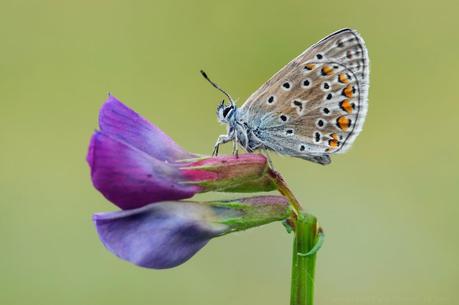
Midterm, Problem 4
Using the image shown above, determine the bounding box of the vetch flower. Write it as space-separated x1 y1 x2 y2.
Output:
93 196 290 269
87 94 326 305
87 96 276 210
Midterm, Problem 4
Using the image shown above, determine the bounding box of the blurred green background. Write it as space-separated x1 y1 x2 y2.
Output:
1 0 458 304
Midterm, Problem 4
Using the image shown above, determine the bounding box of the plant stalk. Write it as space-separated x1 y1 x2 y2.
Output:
268 169 319 305
290 213 318 305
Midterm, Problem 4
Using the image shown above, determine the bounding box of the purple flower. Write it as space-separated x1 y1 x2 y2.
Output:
87 96 275 210
93 196 290 269
87 97 291 270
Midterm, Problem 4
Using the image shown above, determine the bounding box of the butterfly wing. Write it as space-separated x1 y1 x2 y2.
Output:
238 29 369 164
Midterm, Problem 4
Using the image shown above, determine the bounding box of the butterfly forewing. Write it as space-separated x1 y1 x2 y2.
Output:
239 29 369 161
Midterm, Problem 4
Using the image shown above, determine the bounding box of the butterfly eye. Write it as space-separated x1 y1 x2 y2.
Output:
222 106 233 118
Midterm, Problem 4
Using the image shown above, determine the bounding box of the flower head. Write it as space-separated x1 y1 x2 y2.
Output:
87 96 275 210
88 97 292 270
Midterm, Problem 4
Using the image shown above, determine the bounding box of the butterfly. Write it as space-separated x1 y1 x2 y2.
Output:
202 28 369 165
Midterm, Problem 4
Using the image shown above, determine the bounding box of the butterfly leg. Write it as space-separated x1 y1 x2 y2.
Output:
212 144 219 156
212 134 233 156
232 132 239 158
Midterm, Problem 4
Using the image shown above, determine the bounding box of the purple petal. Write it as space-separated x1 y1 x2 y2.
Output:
99 96 195 162
87 132 200 209
93 202 227 269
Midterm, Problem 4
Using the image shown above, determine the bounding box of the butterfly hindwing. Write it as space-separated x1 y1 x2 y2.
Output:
239 29 369 162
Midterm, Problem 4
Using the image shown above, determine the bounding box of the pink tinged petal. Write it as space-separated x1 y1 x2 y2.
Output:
88 97 276 206
99 96 195 162
181 154 276 193
93 196 290 269
87 132 201 210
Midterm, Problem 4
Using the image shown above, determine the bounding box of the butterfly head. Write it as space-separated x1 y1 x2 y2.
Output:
216 100 236 124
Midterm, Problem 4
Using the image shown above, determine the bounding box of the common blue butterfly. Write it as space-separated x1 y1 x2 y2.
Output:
202 29 369 165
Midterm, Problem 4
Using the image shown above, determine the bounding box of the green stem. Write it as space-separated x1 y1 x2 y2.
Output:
290 213 318 305
267 169 319 305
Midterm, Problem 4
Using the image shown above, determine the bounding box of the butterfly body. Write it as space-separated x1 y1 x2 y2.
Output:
210 29 369 165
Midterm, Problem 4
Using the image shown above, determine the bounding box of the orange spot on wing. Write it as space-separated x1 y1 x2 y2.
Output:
305 63 316 70
330 133 339 140
338 73 349 83
343 85 353 98
328 139 340 148
337 116 351 131
340 99 353 113
321 65 333 76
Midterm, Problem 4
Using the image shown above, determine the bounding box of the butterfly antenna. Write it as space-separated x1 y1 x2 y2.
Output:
200 70 235 106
